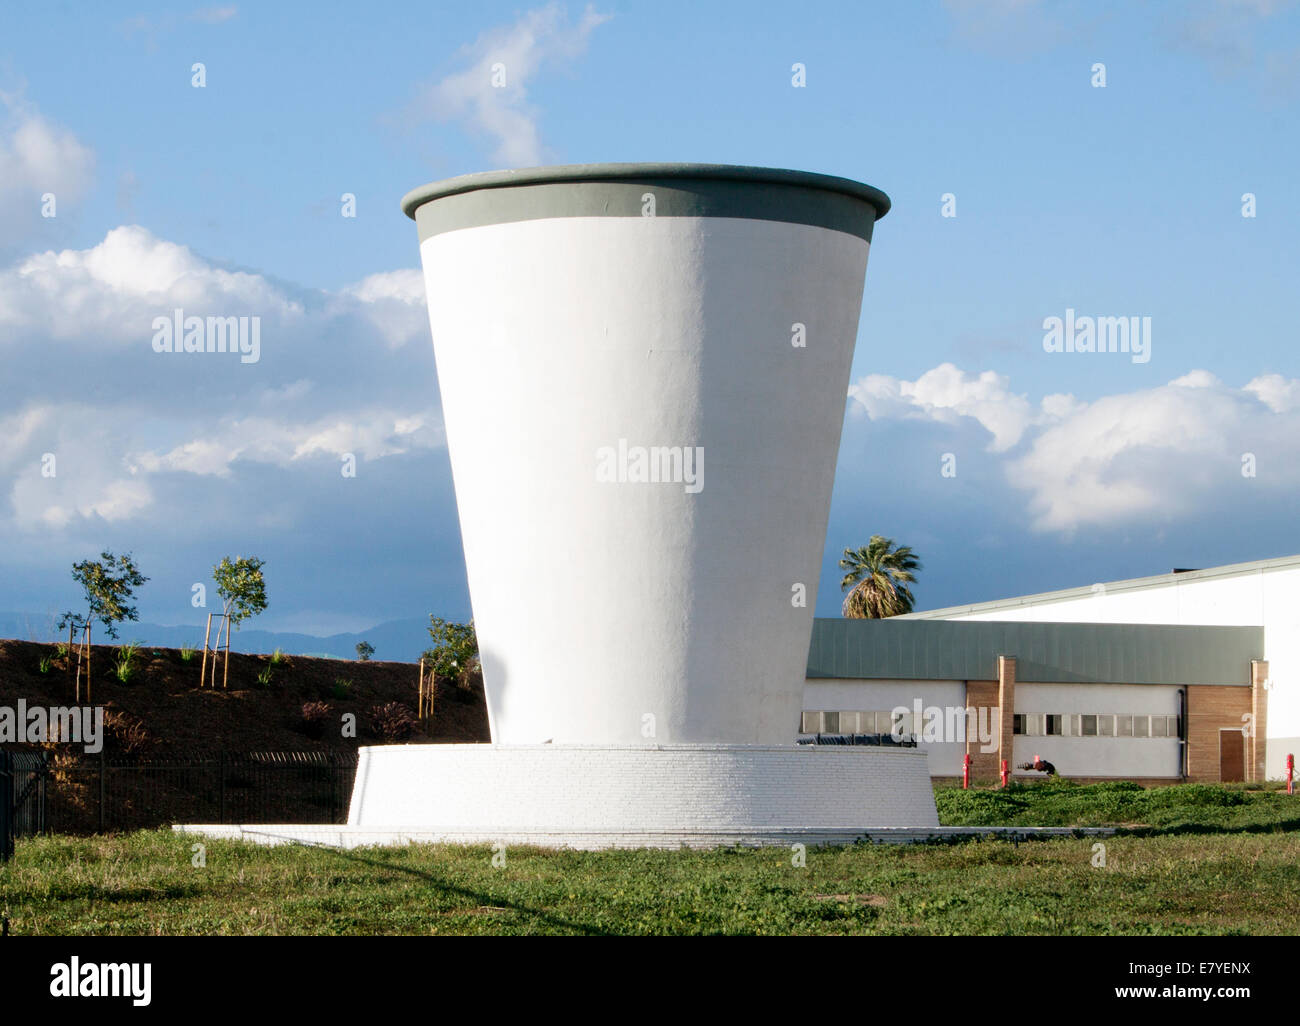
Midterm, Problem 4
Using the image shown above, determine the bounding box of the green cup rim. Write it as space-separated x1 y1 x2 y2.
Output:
401 162 891 221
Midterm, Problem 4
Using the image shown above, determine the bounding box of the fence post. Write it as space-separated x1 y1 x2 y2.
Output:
38 755 47 835
99 750 106 833
962 752 971 790
1 750 13 863
1000 759 1009 788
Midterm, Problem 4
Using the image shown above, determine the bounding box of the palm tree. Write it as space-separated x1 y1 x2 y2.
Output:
839 536 922 618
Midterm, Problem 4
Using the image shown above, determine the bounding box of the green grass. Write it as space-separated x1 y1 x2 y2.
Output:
2 783 1297 935
937 779 1300 833
2 828 1298 935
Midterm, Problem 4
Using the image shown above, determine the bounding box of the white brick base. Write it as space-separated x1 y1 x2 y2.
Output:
337 743 938 843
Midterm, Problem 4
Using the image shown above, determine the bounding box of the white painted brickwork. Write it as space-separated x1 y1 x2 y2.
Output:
344 743 939 837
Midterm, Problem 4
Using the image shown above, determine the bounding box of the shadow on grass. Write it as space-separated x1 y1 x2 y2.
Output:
242 834 613 935
1114 817 1300 838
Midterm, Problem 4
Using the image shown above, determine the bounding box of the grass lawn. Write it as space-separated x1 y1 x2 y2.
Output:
2 781 1298 935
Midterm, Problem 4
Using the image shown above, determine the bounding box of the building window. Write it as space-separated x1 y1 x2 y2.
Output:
801 711 821 733
822 711 840 734
1133 715 1149 738
1081 715 1097 736
1117 715 1133 737
1013 714 1026 735
1150 715 1166 737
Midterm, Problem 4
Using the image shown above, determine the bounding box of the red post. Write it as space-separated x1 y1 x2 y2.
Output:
1288 754 1294 796
962 753 971 790
1000 759 1008 788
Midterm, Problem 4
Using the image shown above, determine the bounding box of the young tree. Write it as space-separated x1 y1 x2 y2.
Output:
213 556 268 629
355 640 375 662
57 551 149 702
424 617 478 687
203 556 268 688
58 551 149 641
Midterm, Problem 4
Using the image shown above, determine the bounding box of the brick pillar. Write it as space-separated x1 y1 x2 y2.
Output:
1251 660 1269 783
964 681 999 782
997 655 1016 777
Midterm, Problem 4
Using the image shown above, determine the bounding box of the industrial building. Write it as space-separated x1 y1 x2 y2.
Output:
800 554 1299 783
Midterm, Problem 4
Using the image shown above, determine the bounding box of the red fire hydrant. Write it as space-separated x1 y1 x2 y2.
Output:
1000 759 1008 788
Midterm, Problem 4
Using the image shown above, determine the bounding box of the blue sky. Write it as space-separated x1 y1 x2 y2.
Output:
2 0 1298 641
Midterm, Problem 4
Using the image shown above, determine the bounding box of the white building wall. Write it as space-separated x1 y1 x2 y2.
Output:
802 679 1188 778
1014 683 1183 779
802 679 974 776
1012 737 1181 779
1015 683 1181 716
931 564 1300 778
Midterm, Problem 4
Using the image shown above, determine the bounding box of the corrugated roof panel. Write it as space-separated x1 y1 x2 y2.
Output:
805 618 1261 686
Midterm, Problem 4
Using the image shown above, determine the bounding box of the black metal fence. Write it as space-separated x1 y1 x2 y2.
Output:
1 749 358 850
798 732 919 747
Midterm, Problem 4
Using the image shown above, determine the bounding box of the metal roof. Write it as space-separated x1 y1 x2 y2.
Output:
806 618 1263 686
898 552 1300 621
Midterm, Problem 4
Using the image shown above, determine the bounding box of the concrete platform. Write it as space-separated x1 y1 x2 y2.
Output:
172 823 1116 851
342 743 940 835
177 742 950 850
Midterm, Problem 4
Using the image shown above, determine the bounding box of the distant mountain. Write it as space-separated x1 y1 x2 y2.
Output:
0 611 432 664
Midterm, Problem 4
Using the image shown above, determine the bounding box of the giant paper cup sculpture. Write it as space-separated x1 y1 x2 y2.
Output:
346 164 939 844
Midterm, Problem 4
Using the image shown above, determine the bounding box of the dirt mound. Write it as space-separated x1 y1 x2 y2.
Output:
0 638 490 757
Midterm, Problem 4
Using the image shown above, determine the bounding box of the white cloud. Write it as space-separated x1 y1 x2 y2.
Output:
338 268 429 347
1244 372 1300 413
848 363 1300 533
849 362 1053 452
192 6 238 24
0 93 95 247
415 2 611 167
0 225 302 343
0 227 443 531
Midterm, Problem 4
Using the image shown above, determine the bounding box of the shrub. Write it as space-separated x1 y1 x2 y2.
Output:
332 677 354 700
300 701 334 739
368 702 416 741
270 648 287 667
113 642 141 684
38 655 53 674
103 710 154 756
256 665 275 687
179 644 196 663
